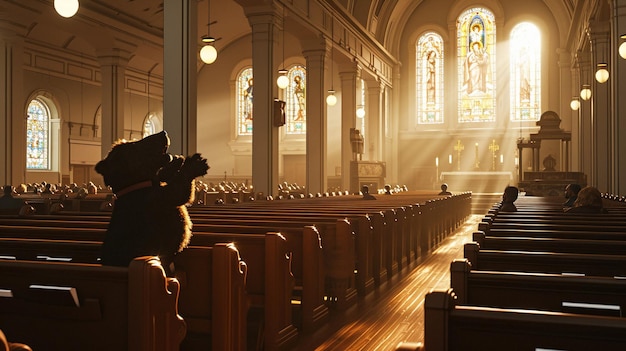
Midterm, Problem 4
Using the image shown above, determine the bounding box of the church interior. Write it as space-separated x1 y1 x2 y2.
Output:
2 0 626 350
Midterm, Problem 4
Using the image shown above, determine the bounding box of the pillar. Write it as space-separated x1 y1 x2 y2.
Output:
302 38 327 195
163 0 198 156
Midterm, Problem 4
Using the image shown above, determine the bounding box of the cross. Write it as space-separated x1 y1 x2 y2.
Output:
454 140 464 171
489 139 499 171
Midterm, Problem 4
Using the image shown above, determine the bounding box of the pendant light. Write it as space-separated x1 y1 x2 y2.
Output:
200 0 218 64
570 97 580 111
277 6 289 89
326 13 337 106
620 34 626 60
54 0 79 18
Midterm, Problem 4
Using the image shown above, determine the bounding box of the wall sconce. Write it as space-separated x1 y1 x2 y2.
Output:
54 0 79 18
570 97 580 111
595 63 609 83
620 34 626 60
356 105 365 118
580 84 592 101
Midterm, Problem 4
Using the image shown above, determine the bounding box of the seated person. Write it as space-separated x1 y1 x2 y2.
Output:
438 183 452 195
499 186 519 212
384 184 393 195
565 186 608 214
361 185 376 200
0 185 25 210
563 183 582 209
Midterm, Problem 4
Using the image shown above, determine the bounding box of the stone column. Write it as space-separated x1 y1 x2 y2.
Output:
0 24 25 185
302 38 327 195
589 21 611 190
97 50 129 158
245 4 280 197
577 51 593 182
163 0 198 156
611 0 626 194
366 81 382 161
339 64 359 192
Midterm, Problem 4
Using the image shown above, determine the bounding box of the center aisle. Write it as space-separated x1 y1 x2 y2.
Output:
292 215 481 351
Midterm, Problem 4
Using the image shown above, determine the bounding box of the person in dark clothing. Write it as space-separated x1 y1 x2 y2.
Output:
499 186 519 212
565 186 608 214
563 183 581 209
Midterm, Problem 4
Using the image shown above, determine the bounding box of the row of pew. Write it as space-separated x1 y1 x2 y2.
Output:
399 194 626 350
0 190 471 350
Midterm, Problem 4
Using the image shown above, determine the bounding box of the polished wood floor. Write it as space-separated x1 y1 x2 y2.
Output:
290 215 481 351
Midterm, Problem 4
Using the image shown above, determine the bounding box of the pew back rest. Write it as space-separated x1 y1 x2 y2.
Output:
0 256 185 351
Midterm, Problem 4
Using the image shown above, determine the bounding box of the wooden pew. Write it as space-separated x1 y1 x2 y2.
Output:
415 289 626 351
0 227 294 351
472 231 626 255
173 244 248 351
450 259 626 317
189 225 328 332
464 242 626 277
0 256 186 351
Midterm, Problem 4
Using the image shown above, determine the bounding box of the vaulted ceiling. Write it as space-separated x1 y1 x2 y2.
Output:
1 0 588 77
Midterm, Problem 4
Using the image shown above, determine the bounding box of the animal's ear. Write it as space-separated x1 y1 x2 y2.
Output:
94 159 108 175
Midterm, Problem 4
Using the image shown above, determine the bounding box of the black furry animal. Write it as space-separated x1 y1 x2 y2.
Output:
95 131 209 271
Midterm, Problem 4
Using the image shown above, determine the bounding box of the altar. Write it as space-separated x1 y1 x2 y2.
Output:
440 171 513 194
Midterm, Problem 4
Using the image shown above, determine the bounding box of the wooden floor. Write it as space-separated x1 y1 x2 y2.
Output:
290 215 481 351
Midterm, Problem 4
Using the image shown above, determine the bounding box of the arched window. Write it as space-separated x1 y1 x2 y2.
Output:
457 7 496 123
236 67 253 136
285 65 306 134
510 22 541 121
26 98 51 169
416 32 444 124
143 113 163 137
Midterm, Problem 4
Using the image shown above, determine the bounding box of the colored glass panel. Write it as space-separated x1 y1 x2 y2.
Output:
416 32 444 124
510 22 541 121
237 67 254 135
457 7 496 123
286 65 306 134
26 99 50 170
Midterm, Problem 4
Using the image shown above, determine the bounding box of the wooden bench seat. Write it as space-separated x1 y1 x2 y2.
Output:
450 259 626 317
464 242 626 277
415 289 626 351
472 231 626 255
0 256 186 351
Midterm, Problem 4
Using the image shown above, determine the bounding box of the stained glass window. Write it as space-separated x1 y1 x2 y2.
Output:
457 7 496 123
416 32 444 124
237 67 253 135
26 98 50 170
510 22 541 121
285 65 306 134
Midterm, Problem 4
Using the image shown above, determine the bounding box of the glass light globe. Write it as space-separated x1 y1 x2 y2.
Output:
54 0 79 18
595 64 609 83
570 98 580 111
277 74 289 89
356 107 365 118
200 45 217 64
326 91 337 106
580 85 592 101
620 41 626 60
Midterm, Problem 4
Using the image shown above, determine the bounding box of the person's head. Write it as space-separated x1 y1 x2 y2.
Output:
361 185 370 195
502 186 519 203
573 186 603 208
3 185 12 196
565 183 582 199
440 183 448 192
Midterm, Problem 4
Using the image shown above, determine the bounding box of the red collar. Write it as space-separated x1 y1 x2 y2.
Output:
115 180 153 198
